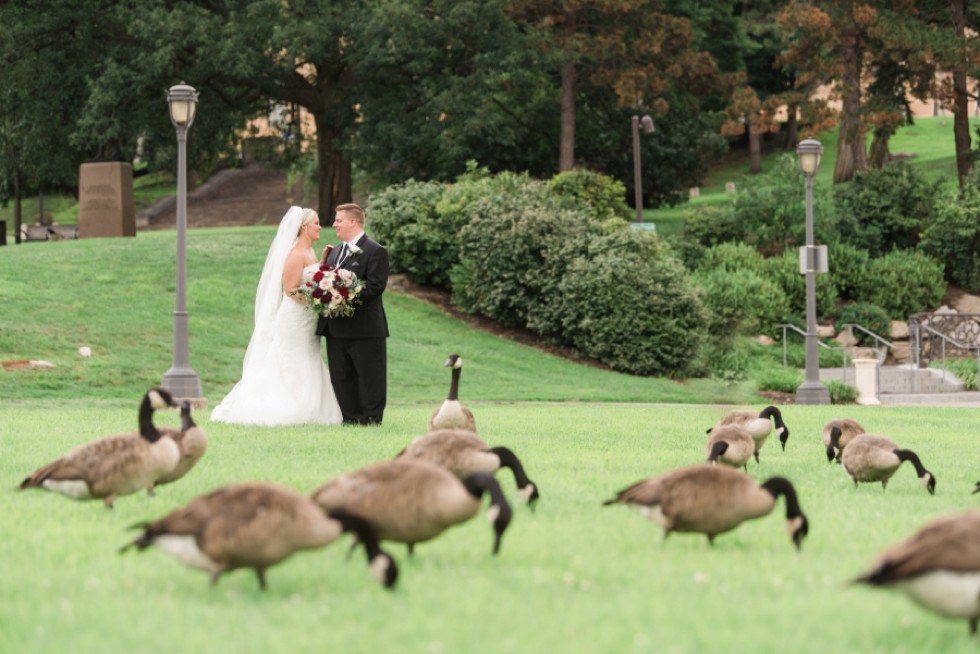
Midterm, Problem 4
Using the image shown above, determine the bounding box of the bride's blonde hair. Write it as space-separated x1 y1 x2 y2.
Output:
297 208 319 236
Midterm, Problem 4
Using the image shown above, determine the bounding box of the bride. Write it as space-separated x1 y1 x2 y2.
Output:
211 206 342 426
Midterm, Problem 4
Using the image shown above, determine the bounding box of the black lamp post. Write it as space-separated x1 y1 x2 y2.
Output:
161 83 203 401
795 138 830 405
631 114 655 224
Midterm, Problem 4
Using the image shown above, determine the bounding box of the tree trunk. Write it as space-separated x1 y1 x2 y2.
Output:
951 0 972 187
868 128 891 169
833 32 868 183
748 119 762 174
13 171 22 245
314 115 352 217
559 59 576 172
784 106 798 150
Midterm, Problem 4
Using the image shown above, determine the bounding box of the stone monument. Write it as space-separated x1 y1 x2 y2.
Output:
78 162 136 238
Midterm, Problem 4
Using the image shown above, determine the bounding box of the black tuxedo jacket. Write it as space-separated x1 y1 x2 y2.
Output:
315 233 389 339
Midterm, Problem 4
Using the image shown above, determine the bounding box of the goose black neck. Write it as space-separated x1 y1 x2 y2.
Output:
332 511 398 588
707 441 729 463
895 449 929 478
826 427 841 462
180 402 196 431
139 394 163 442
760 405 784 428
761 477 803 519
490 446 532 488
462 472 513 554
448 366 461 401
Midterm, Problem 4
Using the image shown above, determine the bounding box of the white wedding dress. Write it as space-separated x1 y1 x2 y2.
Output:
212 210 343 426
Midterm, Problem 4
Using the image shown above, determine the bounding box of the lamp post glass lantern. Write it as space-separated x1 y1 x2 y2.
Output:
795 138 830 405
631 114 655 224
161 82 203 401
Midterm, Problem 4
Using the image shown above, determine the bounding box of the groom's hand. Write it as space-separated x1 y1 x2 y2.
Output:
321 244 333 263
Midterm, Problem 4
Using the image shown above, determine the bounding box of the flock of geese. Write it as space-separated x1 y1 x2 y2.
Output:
16 353 980 635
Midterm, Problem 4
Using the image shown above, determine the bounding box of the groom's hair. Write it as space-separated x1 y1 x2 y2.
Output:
336 203 365 226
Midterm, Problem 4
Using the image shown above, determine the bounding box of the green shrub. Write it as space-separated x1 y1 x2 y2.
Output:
547 170 632 223
756 366 803 393
696 339 752 382
674 204 742 270
765 248 839 320
368 180 454 287
450 184 587 329
697 242 768 275
856 250 946 319
729 155 832 253
835 302 891 343
826 380 858 404
920 186 980 293
827 241 871 300
694 267 790 338
928 358 979 391
558 230 708 376
830 162 941 257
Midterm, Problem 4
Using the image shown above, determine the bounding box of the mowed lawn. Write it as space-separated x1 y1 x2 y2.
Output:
3 400 979 653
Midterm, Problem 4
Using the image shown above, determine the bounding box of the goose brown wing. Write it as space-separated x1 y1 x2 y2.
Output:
870 512 980 580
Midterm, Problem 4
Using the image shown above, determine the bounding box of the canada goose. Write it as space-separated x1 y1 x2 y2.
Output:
822 419 865 463
835 433 936 494
154 400 207 487
396 428 540 506
429 353 476 432
121 482 398 590
706 405 790 462
603 464 809 549
311 459 512 556
973 482 980 495
853 510 980 635
705 424 755 471
19 388 180 508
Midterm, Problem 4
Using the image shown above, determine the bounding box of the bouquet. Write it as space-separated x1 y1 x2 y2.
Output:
292 262 365 318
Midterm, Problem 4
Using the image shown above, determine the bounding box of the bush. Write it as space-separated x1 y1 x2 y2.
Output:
826 380 858 404
756 366 803 393
765 248 838 320
547 170 632 223
368 180 453 287
729 155 831 253
450 180 587 329
920 185 980 293
697 241 768 275
830 162 941 257
928 358 978 391
694 267 790 338
558 230 708 376
827 241 871 300
673 204 743 270
835 302 891 344
856 250 946 319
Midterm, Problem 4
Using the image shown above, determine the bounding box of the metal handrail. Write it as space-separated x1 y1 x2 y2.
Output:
917 323 980 385
775 323 853 384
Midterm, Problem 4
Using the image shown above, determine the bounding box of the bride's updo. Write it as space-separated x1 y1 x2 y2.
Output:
296 208 318 236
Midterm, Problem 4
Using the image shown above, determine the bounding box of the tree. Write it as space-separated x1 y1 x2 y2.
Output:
508 0 721 173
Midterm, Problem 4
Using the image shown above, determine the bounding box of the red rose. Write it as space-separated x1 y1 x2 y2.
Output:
312 288 323 299
338 287 349 299
312 271 324 282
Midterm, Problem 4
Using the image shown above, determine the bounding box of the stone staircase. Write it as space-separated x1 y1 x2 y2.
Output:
136 163 300 230
818 364 980 406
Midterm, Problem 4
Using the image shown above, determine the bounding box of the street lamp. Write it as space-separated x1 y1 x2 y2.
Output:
161 82 203 401
631 114 655 224
795 138 830 405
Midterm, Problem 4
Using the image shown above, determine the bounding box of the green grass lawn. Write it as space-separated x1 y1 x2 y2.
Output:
3 401 979 654
3 225 980 653
0 227 758 404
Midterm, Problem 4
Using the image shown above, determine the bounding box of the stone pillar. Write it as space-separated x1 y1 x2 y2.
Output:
853 358 880 405
78 162 136 238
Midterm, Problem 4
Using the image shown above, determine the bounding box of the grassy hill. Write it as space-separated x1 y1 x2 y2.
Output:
0 227 759 404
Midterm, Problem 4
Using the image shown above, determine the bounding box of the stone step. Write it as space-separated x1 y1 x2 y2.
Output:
877 391 980 406
817 365 966 394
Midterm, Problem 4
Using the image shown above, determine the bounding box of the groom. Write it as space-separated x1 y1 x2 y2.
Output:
316 203 390 425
